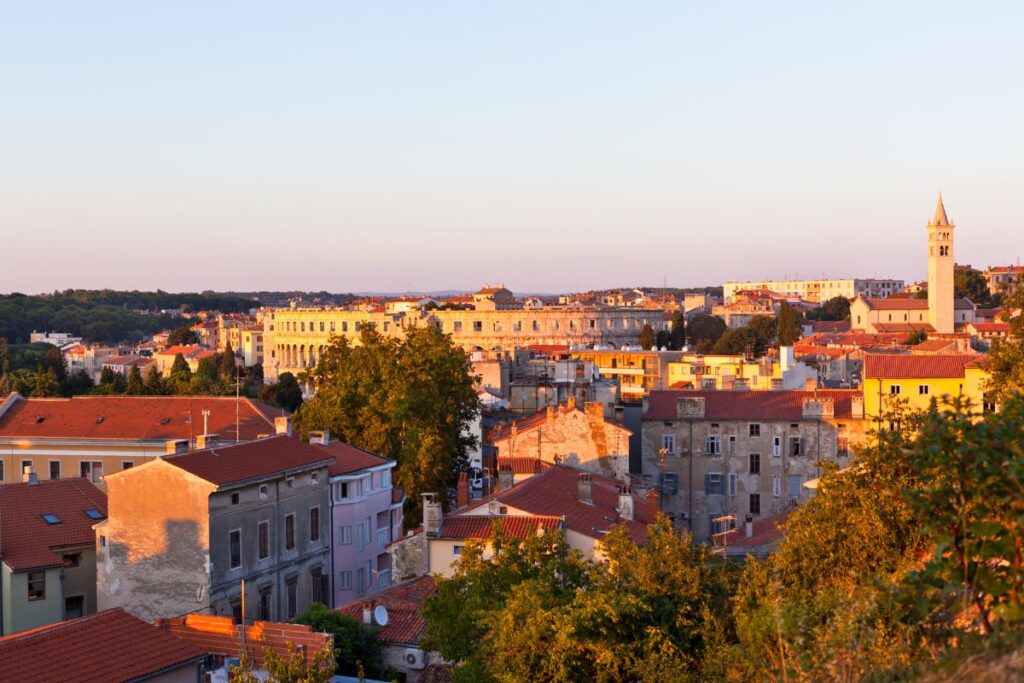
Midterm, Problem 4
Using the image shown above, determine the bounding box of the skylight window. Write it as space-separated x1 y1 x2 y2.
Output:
84 509 104 520
42 514 61 525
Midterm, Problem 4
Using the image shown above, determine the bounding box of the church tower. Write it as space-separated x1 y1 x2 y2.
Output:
927 194 955 334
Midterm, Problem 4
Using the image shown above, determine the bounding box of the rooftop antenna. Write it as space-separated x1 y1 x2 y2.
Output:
235 365 241 443
202 409 210 436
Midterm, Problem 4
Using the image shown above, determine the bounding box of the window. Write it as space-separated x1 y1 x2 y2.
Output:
453 545 463 556
285 577 298 619
837 436 850 457
356 567 366 596
749 423 761 437
788 475 802 498
42 514 61 525
661 434 675 455
453 321 462 332
773 437 781 457
28 571 46 600
231 492 240 505
473 321 482 332
311 567 324 605
80 461 103 483
99 535 106 549
258 521 270 559
84 508 103 520
365 516 373 545
121 461 133 470
285 514 295 550
62 553 82 568
65 595 85 619
49 461 61 480
705 435 721 455
728 473 737 496
259 586 273 621
230 599 242 624
355 522 365 550
773 476 781 497
286 477 294 490
728 435 736 456
21 460 31 477
337 481 349 500
339 525 352 544
320 322 325 332
704 473 724 496
339 571 353 590
259 485 269 501
229 530 242 569
889 385 901 395
749 453 761 475
918 384 930 395
380 469 391 488
789 436 803 456
749 493 761 515
311 471 319 484
310 507 320 542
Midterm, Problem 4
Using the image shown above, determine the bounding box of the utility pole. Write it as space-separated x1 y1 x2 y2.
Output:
202 409 210 436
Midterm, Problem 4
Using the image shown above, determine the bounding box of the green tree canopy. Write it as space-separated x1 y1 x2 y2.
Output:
167 326 199 346
640 323 656 350
687 314 726 353
294 603 389 679
776 301 802 346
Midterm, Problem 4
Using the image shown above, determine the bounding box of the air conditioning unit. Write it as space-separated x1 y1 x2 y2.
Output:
403 648 427 670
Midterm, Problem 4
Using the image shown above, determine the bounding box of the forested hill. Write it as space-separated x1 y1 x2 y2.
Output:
0 290 255 345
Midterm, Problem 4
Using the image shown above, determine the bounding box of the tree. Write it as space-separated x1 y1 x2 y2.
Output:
296 325 479 525
125 365 144 394
143 364 167 395
229 640 335 683
219 343 237 380
655 330 671 349
640 323 656 350
167 326 198 346
807 296 851 322
670 310 686 350
97 366 126 393
687 314 726 354
262 371 303 411
954 265 991 304
294 603 389 678
985 280 1024 402
776 301 801 346
66 369 94 395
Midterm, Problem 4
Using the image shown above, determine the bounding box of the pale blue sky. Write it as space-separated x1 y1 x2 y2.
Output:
1 2 1022 294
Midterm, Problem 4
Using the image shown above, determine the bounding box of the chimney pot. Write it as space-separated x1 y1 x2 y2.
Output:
165 439 189 455
577 472 593 505
362 603 372 625
275 416 292 437
308 430 330 445
196 433 219 449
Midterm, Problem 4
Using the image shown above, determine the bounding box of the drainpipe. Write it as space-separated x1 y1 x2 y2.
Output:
688 420 694 532
275 478 282 620
328 478 335 609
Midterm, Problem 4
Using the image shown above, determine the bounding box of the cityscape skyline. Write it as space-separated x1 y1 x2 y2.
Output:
3 3 1022 293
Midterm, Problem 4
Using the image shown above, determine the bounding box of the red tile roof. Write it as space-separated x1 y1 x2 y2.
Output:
725 511 791 551
808 321 851 333
319 441 391 476
337 576 437 646
862 297 929 310
0 395 283 442
862 353 984 379
910 339 964 353
155 344 205 358
162 435 334 487
0 609 207 683
644 389 861 422
439 514 563 540
0 478 107 571
497 456 551 474
970 322 1011 333
488 465 649 543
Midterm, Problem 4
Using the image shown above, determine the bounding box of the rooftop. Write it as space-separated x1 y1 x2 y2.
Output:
863 353 986 379
162 435 334 487
0 478 107 571
439 514 563 540
337 576 437 646
644 389 862 422
0 394 284 442
0 609 207 683
319 440 391 477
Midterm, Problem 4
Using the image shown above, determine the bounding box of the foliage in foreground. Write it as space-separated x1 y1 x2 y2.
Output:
294 602 391 679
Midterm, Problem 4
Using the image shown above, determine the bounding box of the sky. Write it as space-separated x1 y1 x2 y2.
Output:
1 2 1022 294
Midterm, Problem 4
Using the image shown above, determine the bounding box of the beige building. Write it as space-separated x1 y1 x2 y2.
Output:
261 295 667 382
723 278 903 305
984 265 1023 296
571 348 684 400
641 389 866 543
665 347 817 391
489 397 632 481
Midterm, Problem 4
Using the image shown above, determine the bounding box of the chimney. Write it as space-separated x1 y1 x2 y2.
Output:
497 462 514 492
362 603 373 625
644 487 659 523
423 493 442 537
617 484 634 521
566 395 577 411
546 406 556 422
745 513 754 538
805 377 818 391
851 395 864 419
165 439 189 455
275 416 292 437
577 472 592 505
613 405 624 424
22 464 38 485
780 346 794 371
456 472 469 508
196 433 219 449
308 430 330 445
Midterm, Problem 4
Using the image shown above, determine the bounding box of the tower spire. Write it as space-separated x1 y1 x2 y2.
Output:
930 193 950 227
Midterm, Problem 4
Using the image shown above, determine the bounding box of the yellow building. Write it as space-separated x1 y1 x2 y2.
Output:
861 353 990 421
665 348 817 391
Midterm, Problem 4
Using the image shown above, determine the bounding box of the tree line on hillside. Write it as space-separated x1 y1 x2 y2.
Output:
0 290 254 345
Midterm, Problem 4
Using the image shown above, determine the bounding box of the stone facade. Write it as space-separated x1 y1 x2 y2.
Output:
723 278 904 304
641 390 867 543
490 398 632 481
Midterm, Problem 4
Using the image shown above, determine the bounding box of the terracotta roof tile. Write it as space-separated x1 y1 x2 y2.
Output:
862 297 929 310
644 389 861 422
162 435 333 486
0 609 207 683
0 478 107 571
496 457 551 474
336 576 436 646
862 353 984 379
439 514 563 540
319 441 391 476
0 395 283 442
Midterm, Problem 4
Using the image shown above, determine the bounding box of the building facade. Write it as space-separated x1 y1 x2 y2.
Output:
722 278 904 305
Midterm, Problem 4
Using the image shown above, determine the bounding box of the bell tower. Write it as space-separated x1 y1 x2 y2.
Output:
926 194 955 334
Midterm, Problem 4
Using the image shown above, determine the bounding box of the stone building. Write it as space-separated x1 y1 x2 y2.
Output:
96 434 333 623
489 397 632 481
723 278 904 305
641 389 867 543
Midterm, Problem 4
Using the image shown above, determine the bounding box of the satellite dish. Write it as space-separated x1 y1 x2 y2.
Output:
374 605 389 626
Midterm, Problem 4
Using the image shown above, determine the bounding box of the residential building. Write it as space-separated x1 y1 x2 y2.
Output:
861 353 991 421
311 432 403 606
0 394 285 487
240 325 265 367
153 344 213 375
102 354 156 378
0 609 208 683
337 576 444 682
665 346 817 391
489 397 632 481
62 344 117 383
96 433 333 622
983 265 1023 296
0 476 107 635
641 389 867 543
571 348 684 401
29 331 83 347
722 278 904 305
